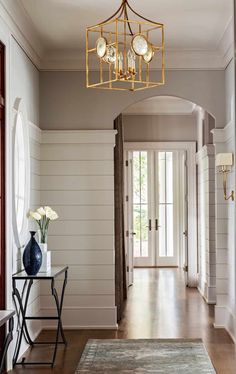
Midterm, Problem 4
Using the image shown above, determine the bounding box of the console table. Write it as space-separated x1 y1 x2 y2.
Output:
12 266 68 368
0 310 15 373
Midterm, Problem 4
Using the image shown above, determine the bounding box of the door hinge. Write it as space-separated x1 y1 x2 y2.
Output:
125 160 128 167
126 195 128 202
126 230 129 237
127 265 129 272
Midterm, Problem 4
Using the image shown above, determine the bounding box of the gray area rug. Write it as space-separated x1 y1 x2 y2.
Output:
75 339 216 373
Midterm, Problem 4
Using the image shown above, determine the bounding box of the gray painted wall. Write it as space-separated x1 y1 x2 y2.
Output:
123 114 197 142
39 70 226 130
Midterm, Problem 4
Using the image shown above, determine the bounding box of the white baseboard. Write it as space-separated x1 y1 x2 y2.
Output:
42 324 118 330
214 305 236 343
198 286 216 305
7 325 42 371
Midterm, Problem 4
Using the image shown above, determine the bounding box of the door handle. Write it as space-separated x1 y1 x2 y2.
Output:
146 220 152 231
155 219 161 231
148 219 152 231
132 232 136 236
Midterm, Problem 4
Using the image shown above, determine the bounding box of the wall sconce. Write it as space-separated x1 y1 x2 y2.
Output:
216 153 234 201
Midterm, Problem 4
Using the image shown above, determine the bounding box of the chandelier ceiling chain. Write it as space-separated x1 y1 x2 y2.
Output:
86 0 165 91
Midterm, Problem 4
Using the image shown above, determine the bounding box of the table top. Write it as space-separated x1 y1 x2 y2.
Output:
0 310 15 327
12 266 68 280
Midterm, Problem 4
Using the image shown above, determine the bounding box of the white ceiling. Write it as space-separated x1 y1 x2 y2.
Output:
19 0 232 51
123 96 196 115
4 0 233 70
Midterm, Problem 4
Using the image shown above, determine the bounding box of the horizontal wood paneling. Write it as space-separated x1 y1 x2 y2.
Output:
40 130 117 328
48 235 114 250
41 190 114 206
41 294 115 308
54 265 115 280
49 220 114 236
48 205 114 221
41 280 115 295
51 250 114 265
42 307 117 329
40 175 114 191
41 144 113 160
41 160 113 176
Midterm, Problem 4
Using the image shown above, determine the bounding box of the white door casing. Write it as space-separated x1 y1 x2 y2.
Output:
124 142 197 287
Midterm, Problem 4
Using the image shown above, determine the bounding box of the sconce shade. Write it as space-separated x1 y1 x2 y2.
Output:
216 153 233 167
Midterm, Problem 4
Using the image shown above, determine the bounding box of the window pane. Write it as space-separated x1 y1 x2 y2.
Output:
140 151 148 203
166 204 174 256
159 204 166 257
166 152 173 204
133 204 141 257
133 151 140 204
158 152 166 204
140 205 148 257
132 151 148 258
158 151 174 258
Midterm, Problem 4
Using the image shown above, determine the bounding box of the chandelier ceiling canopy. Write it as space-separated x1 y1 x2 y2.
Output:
86 0 165 92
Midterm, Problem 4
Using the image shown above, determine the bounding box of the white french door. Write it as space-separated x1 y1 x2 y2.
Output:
126 149 180 269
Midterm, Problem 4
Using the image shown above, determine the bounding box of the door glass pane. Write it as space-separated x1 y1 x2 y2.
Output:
158 204 166 256
166 204 174 256
132 151 148 258
158 152 174 257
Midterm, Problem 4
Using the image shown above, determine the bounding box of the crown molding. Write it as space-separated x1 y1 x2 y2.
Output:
0 0 43 68
40 48 231 72
0 0 234 72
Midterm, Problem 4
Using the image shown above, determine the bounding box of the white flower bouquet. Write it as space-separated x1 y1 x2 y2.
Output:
27 206 58 244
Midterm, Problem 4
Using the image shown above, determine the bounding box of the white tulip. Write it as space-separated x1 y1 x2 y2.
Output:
48 211 58 221
45 206 53 218
31 211 42 221
37 207 46 216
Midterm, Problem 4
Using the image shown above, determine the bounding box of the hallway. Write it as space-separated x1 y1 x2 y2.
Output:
11 269 236 374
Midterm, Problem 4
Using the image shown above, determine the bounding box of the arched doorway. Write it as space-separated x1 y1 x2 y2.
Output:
114 95 217 321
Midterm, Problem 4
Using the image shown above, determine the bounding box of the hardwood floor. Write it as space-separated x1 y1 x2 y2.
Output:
10 268 236 373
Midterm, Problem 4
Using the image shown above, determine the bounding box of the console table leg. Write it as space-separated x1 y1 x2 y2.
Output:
12 279 33 366
50 270 68 367
0 316 14 374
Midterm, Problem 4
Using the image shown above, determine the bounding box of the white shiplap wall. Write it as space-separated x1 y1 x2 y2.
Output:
196 145 216 304
213 121 236 341
40 130 117 329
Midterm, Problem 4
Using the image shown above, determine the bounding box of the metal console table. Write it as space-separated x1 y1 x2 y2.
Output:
12 266 68 368
0 310 15 373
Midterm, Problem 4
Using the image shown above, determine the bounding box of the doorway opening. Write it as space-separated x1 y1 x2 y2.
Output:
124 143 192 287
119 95 216 302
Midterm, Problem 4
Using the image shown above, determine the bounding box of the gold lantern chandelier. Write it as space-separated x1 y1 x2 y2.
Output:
86 0 165 91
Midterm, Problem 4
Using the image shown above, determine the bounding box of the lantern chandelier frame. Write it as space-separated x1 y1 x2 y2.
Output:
86 0 165 91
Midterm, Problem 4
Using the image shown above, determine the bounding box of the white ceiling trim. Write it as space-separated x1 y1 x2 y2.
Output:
0 0 233 72
0 0 43 67
40 48 230 71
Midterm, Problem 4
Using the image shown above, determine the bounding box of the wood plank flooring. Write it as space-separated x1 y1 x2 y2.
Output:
10 268 236 373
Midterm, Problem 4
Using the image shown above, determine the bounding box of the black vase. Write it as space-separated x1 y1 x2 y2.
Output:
23 231 42 275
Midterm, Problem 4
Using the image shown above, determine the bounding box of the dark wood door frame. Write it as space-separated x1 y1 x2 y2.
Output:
0 41 6 354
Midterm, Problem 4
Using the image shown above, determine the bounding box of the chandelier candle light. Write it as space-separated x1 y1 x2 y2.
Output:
27 206 59 272
86 0 165 91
